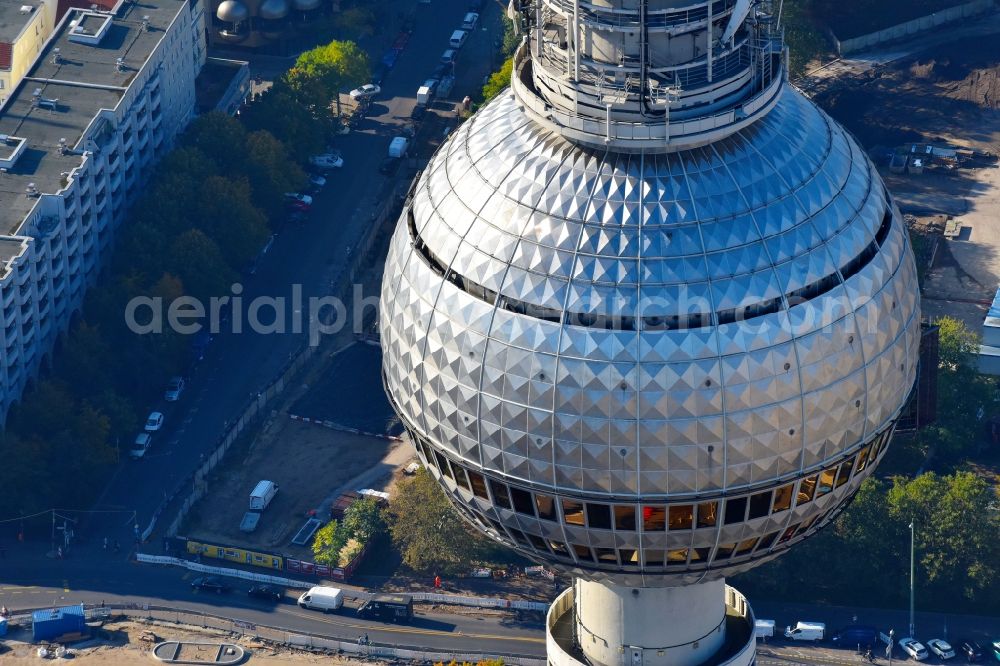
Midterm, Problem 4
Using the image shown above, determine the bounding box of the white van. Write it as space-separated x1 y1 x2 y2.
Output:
755 619 775 639
297 586 344 612
462 12 478 29
449 29 469 49
784 621 825 641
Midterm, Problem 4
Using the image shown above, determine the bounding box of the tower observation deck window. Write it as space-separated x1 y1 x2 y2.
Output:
771 484 793 514
747 491 772 520
797 476 818 505
614 506 636 531
724 496 747 525
668 505 694 530
697 501 718 528
510 487 536 516
835 458 855 488
535 493 557 521
562 499 586 526
489 479 512 509
643 505 667 531
467 470 490 499
587 503 612 530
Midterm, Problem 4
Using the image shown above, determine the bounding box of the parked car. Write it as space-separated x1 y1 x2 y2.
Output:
960 641 984 662
284 192 313 206
144 411 164 432
309 174 327 189
899 638 929 661
350 83 381 100
467 0 483 10
129 433 152 459
309 153 344 169
286 199 311 212
928 640 956 660
248 585 282 602
462 11 478 29
991 640 1000 662
191 576 229 593
432 63 452 80
164 376 185 401
440 48 457 65
410 104 427 121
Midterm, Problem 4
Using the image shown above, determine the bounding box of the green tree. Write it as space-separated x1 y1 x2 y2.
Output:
887 472 999 601
313 519 349 567
183 112 248 171
482 58 513 102
244 130 307 218
936 315 979 370
385 468 485 574
342 497 386 541
167 229 236 301
286 40 370 115
242 86 325 161
193 175 269 270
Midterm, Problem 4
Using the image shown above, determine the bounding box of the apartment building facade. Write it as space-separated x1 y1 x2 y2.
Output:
0 0 207 421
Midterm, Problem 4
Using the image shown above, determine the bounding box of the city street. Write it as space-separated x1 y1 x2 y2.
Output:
66 0 505 556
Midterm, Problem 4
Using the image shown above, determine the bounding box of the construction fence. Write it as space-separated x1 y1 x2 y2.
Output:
6 602 546 666
833 0 995 54
136 552 550 613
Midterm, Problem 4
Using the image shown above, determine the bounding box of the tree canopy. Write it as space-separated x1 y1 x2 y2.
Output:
286 40 370 111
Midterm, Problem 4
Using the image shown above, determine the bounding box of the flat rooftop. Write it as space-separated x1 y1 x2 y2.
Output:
0 1 41 45
0 0 186 251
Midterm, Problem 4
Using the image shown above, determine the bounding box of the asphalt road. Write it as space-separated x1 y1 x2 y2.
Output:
76 0 504 553
0 556 544 656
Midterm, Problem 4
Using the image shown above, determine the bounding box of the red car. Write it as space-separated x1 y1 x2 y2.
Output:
286 199 311 212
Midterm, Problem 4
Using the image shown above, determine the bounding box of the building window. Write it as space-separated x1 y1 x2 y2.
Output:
573 544 595 563
668 504 694 530
453 465 471 491
619 548 639 566
586 503 612 530
467 470 489 499
561 500 585 526
614 505 636 531
734 537 759 556
757 531 779 550
724 497 747 525
645 549 664 567
689 547 710 563
666 549 688 566
642 505 667 531
489 480 512 510
526 533 549 552
817 467 837 497
855 444 872 473
714 543 736 561
797 476 817 505
549 540 570 557
434 451 453 480
509 487 535 516
509 528 530 545
772 484 794 514
535 494 557 521
835 457 855 488
595 547 617 564
696 501 718 528
748 491 772 520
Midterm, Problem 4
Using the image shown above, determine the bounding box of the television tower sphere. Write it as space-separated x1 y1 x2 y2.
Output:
381 1 920 664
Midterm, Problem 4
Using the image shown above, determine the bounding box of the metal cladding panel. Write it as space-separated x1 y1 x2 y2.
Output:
380 86 921 583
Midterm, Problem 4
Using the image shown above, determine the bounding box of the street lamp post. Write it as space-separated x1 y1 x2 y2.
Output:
909 520 915 638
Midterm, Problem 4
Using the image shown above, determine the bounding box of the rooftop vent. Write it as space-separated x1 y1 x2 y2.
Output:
141 15 150 31
25 183 39 198
51 48 61 65
115 57 125 73
20 4 33 14
58 137 67 155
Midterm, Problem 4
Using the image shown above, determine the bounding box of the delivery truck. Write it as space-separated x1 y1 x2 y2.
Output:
297 586 344 613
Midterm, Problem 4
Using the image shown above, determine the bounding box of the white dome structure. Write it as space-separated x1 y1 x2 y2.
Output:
381 0 920 664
